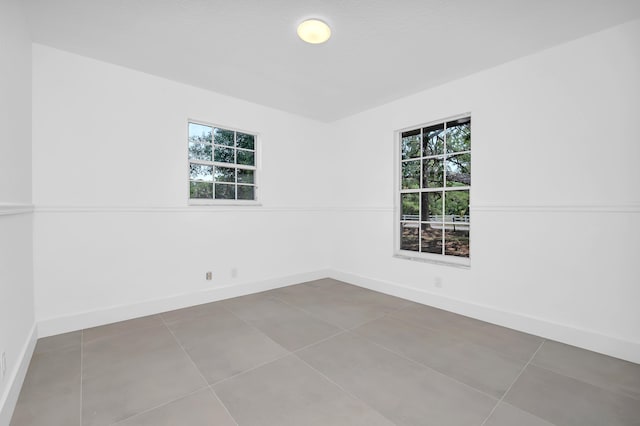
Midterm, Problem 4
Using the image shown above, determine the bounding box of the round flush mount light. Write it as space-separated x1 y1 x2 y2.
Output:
297 19 331 44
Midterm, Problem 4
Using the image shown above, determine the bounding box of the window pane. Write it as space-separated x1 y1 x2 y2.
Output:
423 158 444 188
190 181 213 199
214 146 235 163
214 128 234 146
237 185 255 200
215 183 235 199
423 123 444 156
444 190 470 222
189 163 213 181
237 132 255 150
401 193 419 221
215 166 235 183
421 191 443 221
189 123 212 143
237 150 255 166
400 223 419 251
237 168 254 184
401 129 421 160
445 229 470 257
401 160 420 189
445 118 471 153
188 142 212 161
421 224 443 254
446 153 471 187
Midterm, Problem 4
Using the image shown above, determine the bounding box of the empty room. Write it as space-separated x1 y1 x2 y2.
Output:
1 0 639 425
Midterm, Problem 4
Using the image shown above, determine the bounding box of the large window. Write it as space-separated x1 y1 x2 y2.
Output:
188 121 257 203
397 116 471 264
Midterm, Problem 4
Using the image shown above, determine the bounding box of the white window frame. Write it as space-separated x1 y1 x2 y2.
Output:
394 113 471 268
187 119 261 206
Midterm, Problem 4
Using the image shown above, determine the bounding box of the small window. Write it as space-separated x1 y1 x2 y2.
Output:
396 115 470 265
188 121 258 204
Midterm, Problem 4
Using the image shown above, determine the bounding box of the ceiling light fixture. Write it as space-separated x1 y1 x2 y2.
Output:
297 19 331 44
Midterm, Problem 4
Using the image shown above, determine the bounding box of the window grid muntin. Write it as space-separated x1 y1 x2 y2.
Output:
188 121 257 202
398 115 470 260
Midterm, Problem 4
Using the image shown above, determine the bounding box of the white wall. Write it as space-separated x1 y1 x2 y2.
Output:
0 0 36 422
30 19 640 364
329 19 640 362
32 45 333 334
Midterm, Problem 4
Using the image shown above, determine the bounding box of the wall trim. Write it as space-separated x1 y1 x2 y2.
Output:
331 206 394 212
37 269 332 337
0 203 34 216
0 324 37 426
34 205 330 214
472 203 640 213
36 267 639 364
31 204 640 214
327 269 640 364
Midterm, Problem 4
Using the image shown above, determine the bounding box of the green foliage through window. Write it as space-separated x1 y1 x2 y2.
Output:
399 116 470 259
188 122 257 201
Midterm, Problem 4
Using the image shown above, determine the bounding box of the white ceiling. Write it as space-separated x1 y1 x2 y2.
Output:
26 0 640 122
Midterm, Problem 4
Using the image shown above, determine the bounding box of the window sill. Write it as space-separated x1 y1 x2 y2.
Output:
393 252 470 269
188 199 262 207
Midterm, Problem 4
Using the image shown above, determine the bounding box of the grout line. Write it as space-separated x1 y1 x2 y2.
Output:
526 359 640 403
157 315 242 426
111 386 210 425
266 293 351 332
210 303 349 388
479 340 546 426
209 352 292 388
345 312 389 331
291 330 348 354
207 387 239 426
158 315 211 387
201 303 295 388
80 329 83 426
490 401 556 426
292 353 397 425
217 303 293 351
387 310 534 367
349 329 500 402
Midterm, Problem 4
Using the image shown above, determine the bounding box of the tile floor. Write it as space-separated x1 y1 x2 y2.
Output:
10 279 640 426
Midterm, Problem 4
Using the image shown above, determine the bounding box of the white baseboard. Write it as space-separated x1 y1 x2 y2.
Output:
0 324 37 426
37 269 332 338
35 267 639 364
328 269 640 364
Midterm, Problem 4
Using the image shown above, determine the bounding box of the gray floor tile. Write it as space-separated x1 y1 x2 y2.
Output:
354 315 526 398
115 389 236 426
165 305 288 384
296 278 344 289
484 402 555 426
33 331 82 355
505 364 640 426
161 301 226 325
83 315 163 344
314 281 414 312
82 325 207 426
532 340 640 400
298 332 496 426
10 347 81 426
220 294 341 350
271 283 394 329
391 303 543 362
214 355 394 426
14 281 639 426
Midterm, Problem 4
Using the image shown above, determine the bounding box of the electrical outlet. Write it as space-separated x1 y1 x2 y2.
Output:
205 271 212 280
231 267 238 278
1 351 6 381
